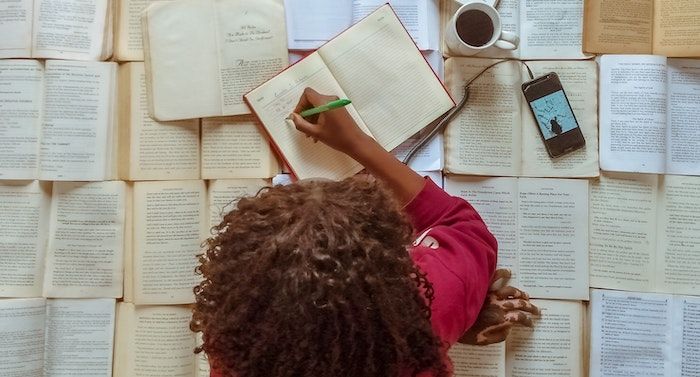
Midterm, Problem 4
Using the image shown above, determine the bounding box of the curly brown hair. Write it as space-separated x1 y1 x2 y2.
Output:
191 176 448 377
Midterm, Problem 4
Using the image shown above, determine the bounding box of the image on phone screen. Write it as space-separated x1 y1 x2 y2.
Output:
529 90 578 140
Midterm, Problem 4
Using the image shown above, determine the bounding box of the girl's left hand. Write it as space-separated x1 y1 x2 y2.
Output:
458 269 540 346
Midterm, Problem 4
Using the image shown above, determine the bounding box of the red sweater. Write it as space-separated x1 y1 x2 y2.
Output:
210 178 498 377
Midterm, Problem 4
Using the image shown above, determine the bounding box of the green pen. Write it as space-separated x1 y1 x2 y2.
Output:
292 98 352 119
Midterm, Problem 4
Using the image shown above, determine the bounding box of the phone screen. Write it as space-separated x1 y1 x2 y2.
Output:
528 89 579 140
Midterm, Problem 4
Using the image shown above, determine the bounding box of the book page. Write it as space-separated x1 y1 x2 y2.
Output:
599 55 668 174
207 179 269 229
195 333 211 377
0 60 42 179
201 116 279 179
319 4 453 151
114 0 169 61
589 289 673 377
444 58 522 176
506 299 583 377
589 172 658 292
352 0 434 50
444 176 520 284
521 60 600 178
43 181 126 298
31 0 110 60
519 0 588 59
44 298 115 377
0 298 45 376
284 0 352 50
114 303 196 377
652 0 700 57
0 181 51 298
0 0 32 58
133 180 206 305
517 178 589 300
244 52 371 180
120 62 200 181
665 59 700 176
448 342 505 377
582 0 653 54
213 0 288 115
40 60 116 181
656 175 700 296
123 184 134 303
670 295 700 376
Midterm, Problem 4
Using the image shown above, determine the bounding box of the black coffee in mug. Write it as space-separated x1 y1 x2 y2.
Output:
456 9 494 47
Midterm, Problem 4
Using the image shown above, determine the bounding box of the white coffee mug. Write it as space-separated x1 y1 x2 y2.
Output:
445 0 519 56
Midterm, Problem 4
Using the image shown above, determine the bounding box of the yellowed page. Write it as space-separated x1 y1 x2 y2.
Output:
143 0 287 120
656 175 700 295
120 62 199 180
113 303 196 377
444 58 522 176
506 299 584 377
44 298 116 376
318 4 453 151
582 0 653 54
207 179 269 229
0 298 46 376
0 0 33 58
43 181 126 298
39 61 117 181
652 0 700 57
31 0 111 60
448 342 505 377
195 332 211 377
0 60 43 179
133 180 206 305
589 172 658 292
123 183 134 303
0 181 51 297
521 60 599 178
245 52 371 180
517 178 589 300
201 116 279 179
114 0 170 61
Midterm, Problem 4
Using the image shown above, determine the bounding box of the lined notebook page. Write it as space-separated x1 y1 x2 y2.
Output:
245 52 372 180
318 4 453 151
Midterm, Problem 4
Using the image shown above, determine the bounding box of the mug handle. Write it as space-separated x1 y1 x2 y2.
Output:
494 31 519 50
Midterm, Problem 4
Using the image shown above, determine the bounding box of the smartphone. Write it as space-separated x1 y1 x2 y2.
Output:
521 72 585 158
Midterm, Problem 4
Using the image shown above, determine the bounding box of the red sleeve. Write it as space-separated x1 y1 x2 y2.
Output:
405 178 497 346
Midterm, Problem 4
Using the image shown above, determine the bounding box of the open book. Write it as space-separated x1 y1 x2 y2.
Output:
0 298 115 377
583 0 700 57
0 59 118 181
141 0 288 120
0 180 126 299
444 58 599 178
245 5 454 181
285 0 440 50
0 0 113 60
449 299 585 377
123 179 269 305
444 176 589 300
589 172 700 295
439 0 589 59
600 55 700 176
589 289 700 377
113 303 210 377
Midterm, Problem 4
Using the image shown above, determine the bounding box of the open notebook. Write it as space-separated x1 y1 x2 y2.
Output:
244 5 453 180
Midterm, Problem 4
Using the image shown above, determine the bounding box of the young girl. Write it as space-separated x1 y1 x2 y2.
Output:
192 88 539 377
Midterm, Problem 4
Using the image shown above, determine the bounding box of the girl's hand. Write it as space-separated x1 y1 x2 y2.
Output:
458 269 540 346
290 87 372 158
